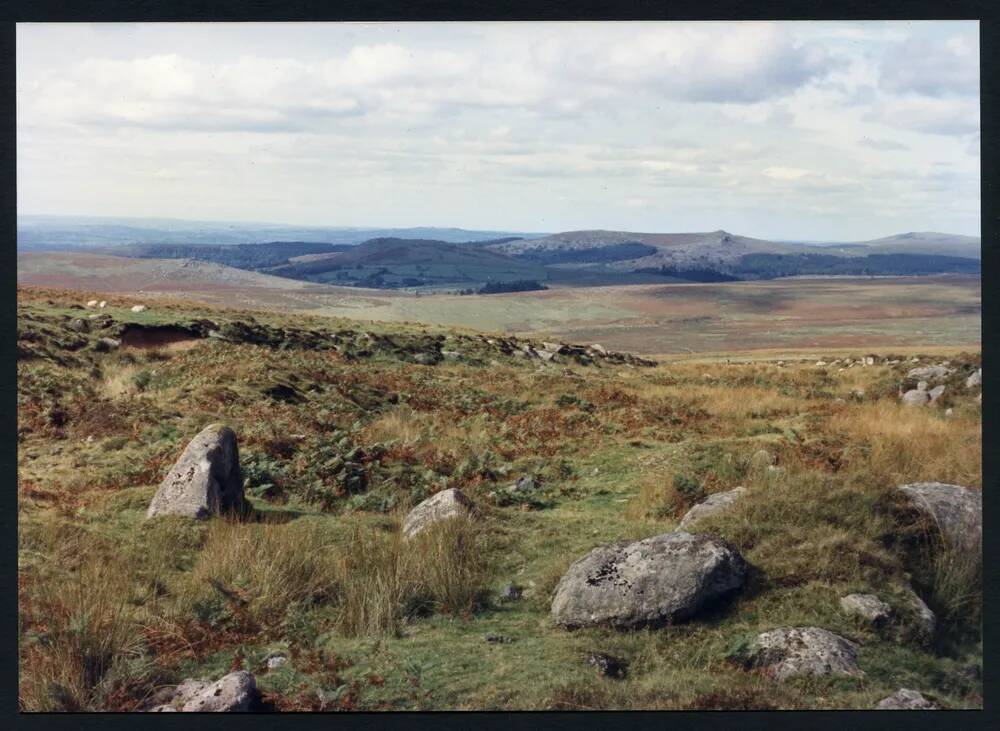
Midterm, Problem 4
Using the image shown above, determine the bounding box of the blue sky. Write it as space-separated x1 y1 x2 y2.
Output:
16 21 980 240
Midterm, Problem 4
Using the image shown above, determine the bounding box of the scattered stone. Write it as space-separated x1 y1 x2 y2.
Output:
840 594 892 627
412 352 440 366
678 486 747 530
86 299 98 308
815 361 827 367
865 356 875 366
484 634 514 644
150 671 257 712
928 385 945 403
586 653 628 679
749 627 863 681
94 337 122 352
749 449 776 470
98 300 107 309
590 343 608 355
550 531 747 629
402 487 474 539
903 587 937 642
945 408 954 417
131 304 147 313
67 317 90 333
537 349 558 362
499 583 523 602
976 392 982 406
146 424 246 520
966 369 982 388
850 388 865 400
266 655 288 671
898 482 981 550
510 476 537 494
541 342 565 353
906 364 953 382
916 381 929 392
875 689 940 710
900 389 930 407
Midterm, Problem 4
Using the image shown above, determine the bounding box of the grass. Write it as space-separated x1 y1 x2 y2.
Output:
16 285 983 711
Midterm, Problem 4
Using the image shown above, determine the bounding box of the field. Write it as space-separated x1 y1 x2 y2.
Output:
18 252 980 358
17 285 982 711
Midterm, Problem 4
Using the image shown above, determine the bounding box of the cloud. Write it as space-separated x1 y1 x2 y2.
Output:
879 33 979 97
870 96 979 135
858 137 910 151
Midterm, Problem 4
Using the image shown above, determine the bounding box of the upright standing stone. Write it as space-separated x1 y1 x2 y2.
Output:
146 424 246 519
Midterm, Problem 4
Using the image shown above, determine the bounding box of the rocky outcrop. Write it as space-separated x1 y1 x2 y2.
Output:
875 688 940 710
146 424 246 520
678 486 747 530
906 365 953 382
749 627 863 681
898 482 981 550
149 671 257 712
550 531 747 629
840 593 892 627
402 488 474 539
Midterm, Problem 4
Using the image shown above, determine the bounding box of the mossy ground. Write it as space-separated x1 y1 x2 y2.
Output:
17 286 982 711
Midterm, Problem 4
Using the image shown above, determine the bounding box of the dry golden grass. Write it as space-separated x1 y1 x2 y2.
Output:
827 401 981 487
175 518 340 629
334 515 491 637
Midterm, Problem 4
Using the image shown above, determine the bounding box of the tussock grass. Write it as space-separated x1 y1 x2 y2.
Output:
19 551 151 711
827 401 981 487
335 516 493 637
175 518 340 629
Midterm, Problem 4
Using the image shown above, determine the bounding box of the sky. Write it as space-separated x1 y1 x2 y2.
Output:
16 21 980 240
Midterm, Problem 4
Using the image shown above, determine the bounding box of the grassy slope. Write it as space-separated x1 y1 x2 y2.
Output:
17 287 982 711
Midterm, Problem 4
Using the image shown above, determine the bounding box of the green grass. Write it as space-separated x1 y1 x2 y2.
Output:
17 285 983 711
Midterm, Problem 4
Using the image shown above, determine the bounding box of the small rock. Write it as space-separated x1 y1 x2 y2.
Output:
965 369 982 388
150 671 257 712
815 361 827 367
875 689 940 710
749 627 863 681
510 476 537 494
98 300 107 309
917 381 929 392
928 384 945 403
86 299 98 308
586 653 628 679
865 356 875 366
484 634 514 644
840 593 892 627
266 655 288 671
590 344 608 355
900 389 929 407
945 408 954 417
678 486 747 530
402 488 474 539
499 583 523 602
67 317 90 333
94 337 122 352
903 587 937 642
131 304 147 313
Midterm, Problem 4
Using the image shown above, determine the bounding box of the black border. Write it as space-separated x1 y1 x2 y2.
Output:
3 2 997 731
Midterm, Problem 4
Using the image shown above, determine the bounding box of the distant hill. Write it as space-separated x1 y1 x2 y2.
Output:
16 214 543 249
487 229 980 279
815 232 981 260
265 237 546 289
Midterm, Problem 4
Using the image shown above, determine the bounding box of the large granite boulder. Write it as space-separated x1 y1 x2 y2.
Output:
149 671 257 712
749 627 863 681
146 424 246 520
550 531 747 629
402 488 474 539
898 482 981 550
678 487 747 530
